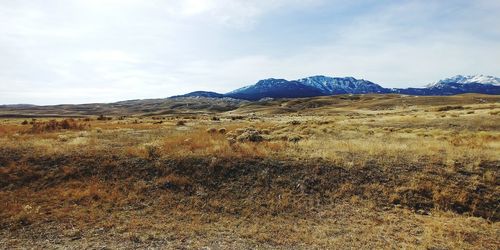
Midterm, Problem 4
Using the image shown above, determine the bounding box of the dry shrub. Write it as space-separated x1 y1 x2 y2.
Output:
53 180 129 216
235 128 246 135
0 124 22 136
231 115 245 120
29 119 89 133
260 129 270 135
0 162 49 188
288 134 302 143
437 106 464 112
156 174 192 191
206 128 217 134
145 144 161 160
236 128 264 142
8 204 41 227
176 120 186 126
97 115 112 121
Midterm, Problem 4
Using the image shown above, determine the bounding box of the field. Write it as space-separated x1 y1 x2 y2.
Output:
0 94 499 249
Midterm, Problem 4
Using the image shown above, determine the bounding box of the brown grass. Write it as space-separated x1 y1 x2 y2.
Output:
28 119 89 133
0 95 499 248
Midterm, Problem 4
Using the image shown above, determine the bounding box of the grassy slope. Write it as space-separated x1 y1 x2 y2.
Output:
0 94 499 249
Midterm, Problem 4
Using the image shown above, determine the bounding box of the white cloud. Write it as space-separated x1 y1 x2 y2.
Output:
79 50 141 64
180 0 215 16
0 0 499 104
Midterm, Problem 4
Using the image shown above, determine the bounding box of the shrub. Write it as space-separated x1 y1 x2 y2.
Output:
237 129 263 142
156 174 192 191
207 128 217 134
227 138 237 145
21 120 29 125
437 106 463 112
260 129 270 135
58 135 69 142
288 135 302 143
29 119 89 133
231 116 245 120
218 128 227 134
176 120 186 126
235 128 246 135
97 115 112 121
145 145 160 161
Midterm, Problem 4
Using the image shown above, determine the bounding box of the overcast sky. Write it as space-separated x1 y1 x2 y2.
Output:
1 0 499 104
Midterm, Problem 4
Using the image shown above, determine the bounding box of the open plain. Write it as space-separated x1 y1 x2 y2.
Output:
0 94 499 249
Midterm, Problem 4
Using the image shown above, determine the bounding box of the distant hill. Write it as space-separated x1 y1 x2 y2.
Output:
0 96 246 117
1 94 499 117
170 91 224 99
1 75 499 116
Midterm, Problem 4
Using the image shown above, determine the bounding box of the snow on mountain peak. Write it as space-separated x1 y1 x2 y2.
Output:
433 75 500 86
226 74 500 99
297 75 387 94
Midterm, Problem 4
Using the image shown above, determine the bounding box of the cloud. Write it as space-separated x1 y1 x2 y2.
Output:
169 0 328 28
0 0 499 104
180 0 214 16
78 50 141 64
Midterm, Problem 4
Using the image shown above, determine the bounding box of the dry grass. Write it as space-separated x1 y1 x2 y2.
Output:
0 95 499 248
28 119 90 133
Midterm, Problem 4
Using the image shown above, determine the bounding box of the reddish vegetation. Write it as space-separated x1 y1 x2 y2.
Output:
28 119 89 133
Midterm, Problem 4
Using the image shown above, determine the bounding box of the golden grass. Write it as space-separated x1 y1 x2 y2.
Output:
0 98 499 248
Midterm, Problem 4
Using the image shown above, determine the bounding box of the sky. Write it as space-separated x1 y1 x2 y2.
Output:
1 0 499 104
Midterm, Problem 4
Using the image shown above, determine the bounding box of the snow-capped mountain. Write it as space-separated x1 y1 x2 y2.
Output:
429 75 500 87
171 74 500 100
226 78 323 100
395 75 500 95
297 75 390 94
225 76 390 100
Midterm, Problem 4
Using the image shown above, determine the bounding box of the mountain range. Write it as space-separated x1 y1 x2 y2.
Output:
173 75 500 100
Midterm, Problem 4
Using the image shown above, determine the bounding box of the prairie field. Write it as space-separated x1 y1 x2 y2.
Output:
0 94 499 249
